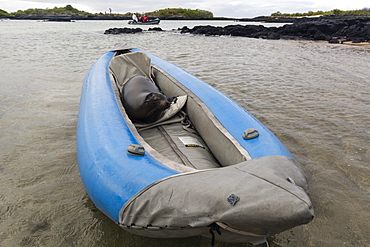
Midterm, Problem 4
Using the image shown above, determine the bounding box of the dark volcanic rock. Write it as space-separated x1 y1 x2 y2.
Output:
179 17 370 44
148 27 163 31
104 27 142 34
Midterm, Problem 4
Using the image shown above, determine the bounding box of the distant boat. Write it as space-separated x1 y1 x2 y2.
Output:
128 18 160 25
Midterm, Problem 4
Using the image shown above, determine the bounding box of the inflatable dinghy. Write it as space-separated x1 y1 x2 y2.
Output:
76 48 314 245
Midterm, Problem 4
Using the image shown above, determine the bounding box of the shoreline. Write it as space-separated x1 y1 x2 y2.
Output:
103 16 370 45
1 14 368 23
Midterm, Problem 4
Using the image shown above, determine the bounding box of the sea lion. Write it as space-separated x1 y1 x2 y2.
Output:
121 76 170 123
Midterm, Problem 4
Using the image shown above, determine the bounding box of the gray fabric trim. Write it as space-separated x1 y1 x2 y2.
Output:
119 155 313 240
157 125 196 168
139 120 222 169
109 51 153 93
139 122 221 169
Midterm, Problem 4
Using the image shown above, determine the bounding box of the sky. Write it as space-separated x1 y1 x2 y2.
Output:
0 0 369 18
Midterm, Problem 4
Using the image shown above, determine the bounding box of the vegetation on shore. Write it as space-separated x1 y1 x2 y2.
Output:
0 5 213 18
271 8 370 17
1 5 90 16
1 5 369 19
144 8 213 18
0 9 9 15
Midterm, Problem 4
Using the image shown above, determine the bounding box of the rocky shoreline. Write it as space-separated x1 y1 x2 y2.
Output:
104 16 370 44
4 14 368 44
180 17 370 44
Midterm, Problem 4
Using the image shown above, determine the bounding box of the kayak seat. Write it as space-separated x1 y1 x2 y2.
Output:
139 119 221 169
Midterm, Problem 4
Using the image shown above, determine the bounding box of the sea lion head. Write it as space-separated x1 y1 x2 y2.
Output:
142 92 171 123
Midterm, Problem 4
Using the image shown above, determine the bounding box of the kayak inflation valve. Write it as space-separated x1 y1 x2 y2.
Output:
127 144 145 156
242 128 259 140
227 194 240 206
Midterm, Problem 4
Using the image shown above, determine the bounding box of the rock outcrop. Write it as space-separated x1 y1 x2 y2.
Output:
104 27 143 34
180 17 370 43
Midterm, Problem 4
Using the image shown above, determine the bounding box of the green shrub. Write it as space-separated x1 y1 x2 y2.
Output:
270 8 370 17
0 9 9 15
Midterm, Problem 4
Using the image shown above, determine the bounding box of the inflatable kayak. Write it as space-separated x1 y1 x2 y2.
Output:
76 48 314 245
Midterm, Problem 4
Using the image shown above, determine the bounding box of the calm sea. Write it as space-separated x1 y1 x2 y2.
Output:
1 19 369 247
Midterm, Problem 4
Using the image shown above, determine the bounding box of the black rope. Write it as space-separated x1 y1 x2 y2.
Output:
208 223 221 246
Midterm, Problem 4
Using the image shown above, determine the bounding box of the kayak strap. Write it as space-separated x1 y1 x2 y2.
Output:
208 222 268 246
216 222 267 238
208 223 221 246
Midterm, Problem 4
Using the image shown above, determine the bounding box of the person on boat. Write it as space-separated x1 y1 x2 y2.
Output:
132 13 138 23
143 15 149 22
138 16 143 22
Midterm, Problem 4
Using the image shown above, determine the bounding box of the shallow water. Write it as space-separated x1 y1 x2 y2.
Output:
1 19 369 247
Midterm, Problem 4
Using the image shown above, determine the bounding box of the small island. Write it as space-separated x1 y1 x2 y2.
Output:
0 5 215 21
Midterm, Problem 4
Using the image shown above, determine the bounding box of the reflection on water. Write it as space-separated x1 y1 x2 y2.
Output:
1 19 369 247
